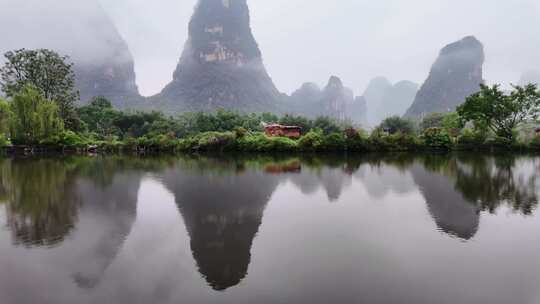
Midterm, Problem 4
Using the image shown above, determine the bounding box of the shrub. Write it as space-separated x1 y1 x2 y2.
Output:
234 127 248 138
379 116 416 135
267 136 298 152
345 128 368 151
320 133 346 151
367 129 419 151
388 133 421 151
0 134 10 147
457 128 486 150
193 132 236 151
236 133 298 152
422 127 452 150
485 136 513 150
530 135 540 150
60 130 87 148
298 129 324 151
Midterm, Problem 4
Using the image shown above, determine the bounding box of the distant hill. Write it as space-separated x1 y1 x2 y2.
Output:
287 76 367 125
405 36 485 118
0 0 141 107
362 77 418 125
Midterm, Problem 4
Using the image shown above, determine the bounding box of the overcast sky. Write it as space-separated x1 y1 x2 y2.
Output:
4 0 540 97
100 0 540 96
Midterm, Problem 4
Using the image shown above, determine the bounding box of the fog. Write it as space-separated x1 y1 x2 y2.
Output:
1 0 539 97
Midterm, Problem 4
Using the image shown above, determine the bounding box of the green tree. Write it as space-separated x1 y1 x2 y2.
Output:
420 113 445 130
77 96 121 138
379 116 415 135
0 49 80 129
457 84 540 140
313 116 342 135
9 85 64 144
0 98 10 135
0 98 10 146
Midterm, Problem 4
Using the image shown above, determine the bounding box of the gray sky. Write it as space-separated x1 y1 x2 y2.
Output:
3 0 540 97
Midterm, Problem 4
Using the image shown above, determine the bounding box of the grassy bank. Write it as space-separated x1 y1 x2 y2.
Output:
2 127 539 155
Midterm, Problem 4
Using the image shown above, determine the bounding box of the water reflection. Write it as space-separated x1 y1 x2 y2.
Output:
0 153 538 300
161 157 280 290
0 157 164 289
1 158 79 247
411 162 480 240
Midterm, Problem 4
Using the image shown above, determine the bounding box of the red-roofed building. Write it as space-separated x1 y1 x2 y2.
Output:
264 124 302 139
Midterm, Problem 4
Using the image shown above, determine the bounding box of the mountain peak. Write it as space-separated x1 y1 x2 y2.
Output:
405 36 485 118
156 0 280 113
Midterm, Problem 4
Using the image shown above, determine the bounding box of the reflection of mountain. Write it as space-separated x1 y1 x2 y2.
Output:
355 164 416 199
0 158 142 288
161 159 279 290
70 172 140 289
410 163 480 240
289 166 352 202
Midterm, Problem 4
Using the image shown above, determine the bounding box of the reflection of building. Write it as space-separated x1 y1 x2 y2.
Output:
162 161 280 290
264 160 302 174
411 164 480 240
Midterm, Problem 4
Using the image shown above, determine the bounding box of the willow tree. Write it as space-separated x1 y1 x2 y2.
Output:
9 85 64 145
0 98 10 146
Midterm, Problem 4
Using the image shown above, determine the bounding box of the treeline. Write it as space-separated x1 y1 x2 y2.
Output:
1 48 540 154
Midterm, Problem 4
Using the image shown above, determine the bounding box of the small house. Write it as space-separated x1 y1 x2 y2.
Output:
264 124 302 139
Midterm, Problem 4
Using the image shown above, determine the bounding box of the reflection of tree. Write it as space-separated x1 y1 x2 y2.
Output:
1 159 79 247
162 157 280 291
0 157 148 289
453 155 539 215
411 154 539 240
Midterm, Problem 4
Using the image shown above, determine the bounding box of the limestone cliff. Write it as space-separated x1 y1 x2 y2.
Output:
405 36 484 118
155 0 280 113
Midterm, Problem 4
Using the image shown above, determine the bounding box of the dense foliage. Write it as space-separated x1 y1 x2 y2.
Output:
0 49 79 129
9 85 64 145
457 84 540 140
378 116 415 135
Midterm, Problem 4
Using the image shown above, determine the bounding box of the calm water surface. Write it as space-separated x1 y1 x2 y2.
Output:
0 154 539 304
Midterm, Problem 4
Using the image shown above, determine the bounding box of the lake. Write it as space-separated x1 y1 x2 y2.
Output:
0 153 539 304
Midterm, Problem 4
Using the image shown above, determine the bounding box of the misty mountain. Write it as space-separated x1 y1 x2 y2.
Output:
0 0 141 107
363 77 392 123
350 96 369 127
405 36 485 118
287 83 323 118
153 0 281 113
287 76 367 124
362 77 418 125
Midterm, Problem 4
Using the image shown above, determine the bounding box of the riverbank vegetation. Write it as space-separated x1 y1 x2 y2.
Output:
1 49 540 154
